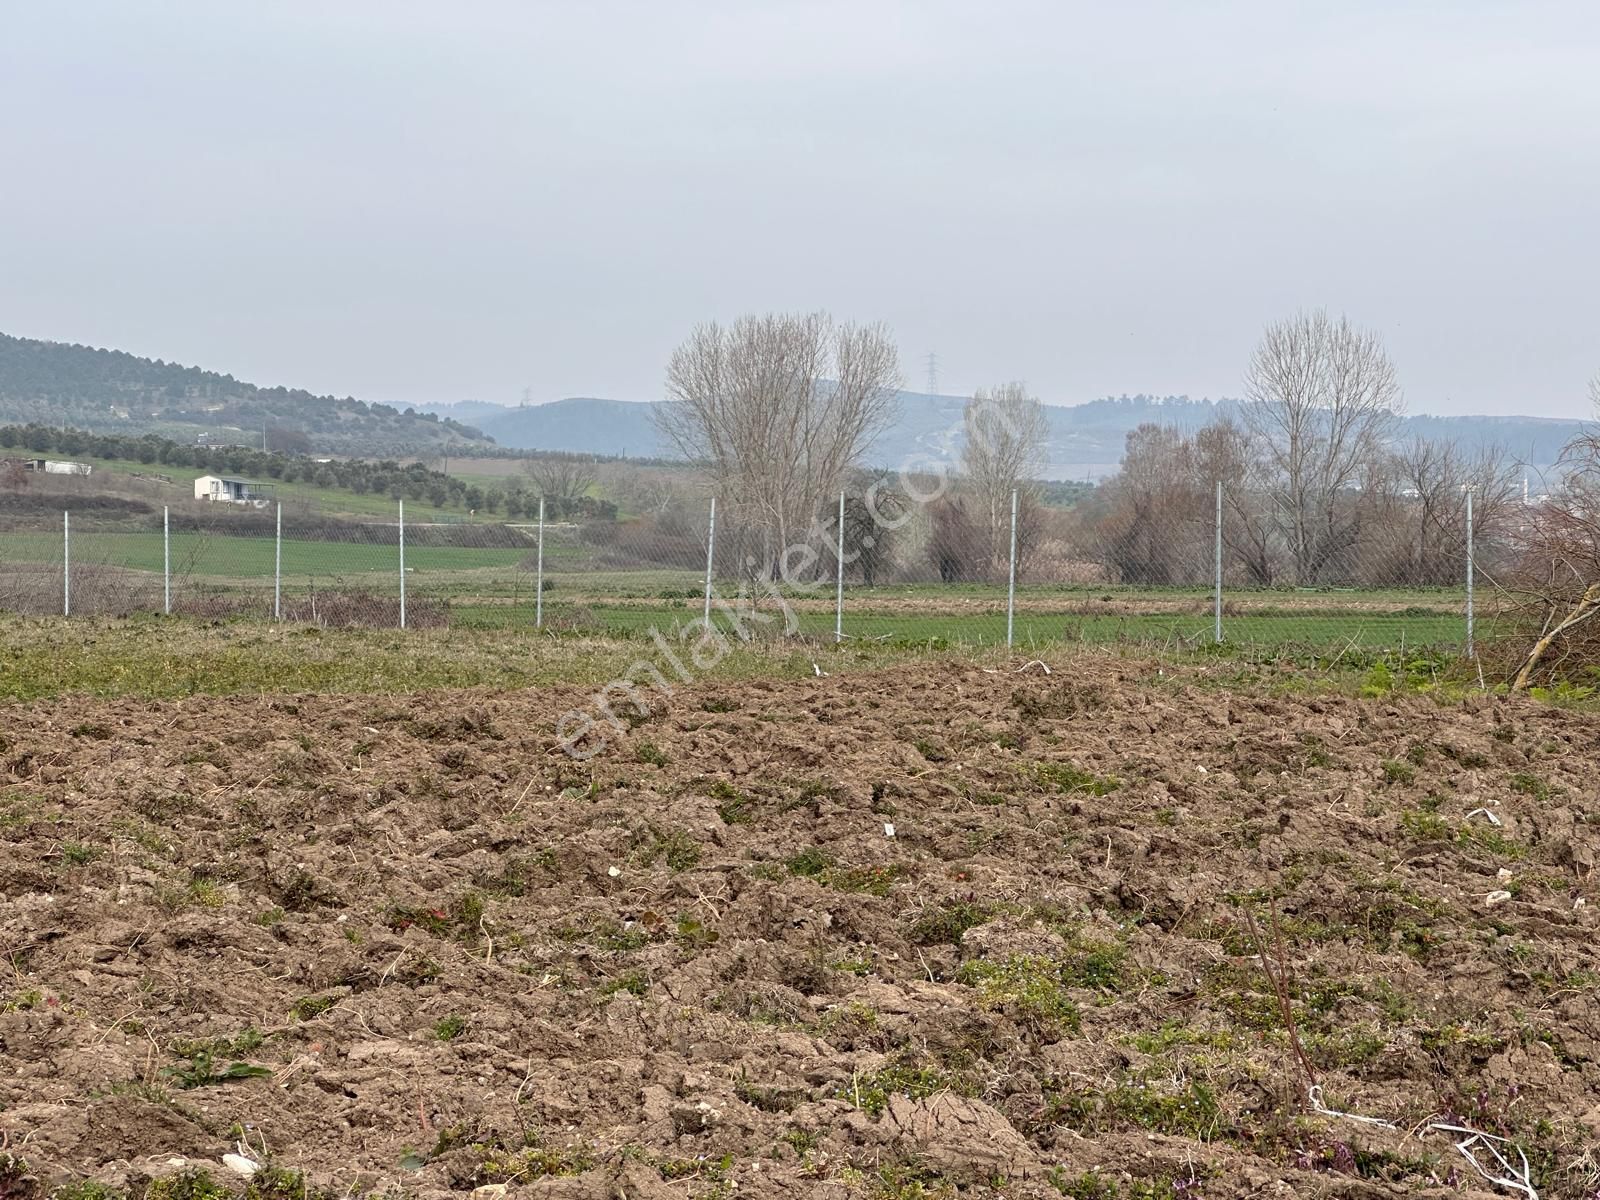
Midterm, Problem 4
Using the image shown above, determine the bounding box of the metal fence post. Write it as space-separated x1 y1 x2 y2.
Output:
702 496 717 628
1214 480 1223 644
535 495 545 628
398 499 406 630
835 491 845 643
63 510 70 617
1465 486 1475 657
274 501 282 620
1006 488 1018 647
163 505 171 615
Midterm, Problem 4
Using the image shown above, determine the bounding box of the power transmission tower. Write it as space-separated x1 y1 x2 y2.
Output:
925 352 939 397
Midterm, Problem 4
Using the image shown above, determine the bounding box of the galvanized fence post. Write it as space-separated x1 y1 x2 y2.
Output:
398 499 407 630
535 494 545 628
274 502 282 620
702 496 717 628
1006 488 1018 647
835 491 845 643
1465 486 1475 657
1214 480 1224 644
63 509 70 617
163 505 171 615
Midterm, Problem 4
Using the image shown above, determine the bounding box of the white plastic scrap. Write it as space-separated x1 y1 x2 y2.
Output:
1308 1085 1397 1129
607 866 622 878
883 823 896 838
1465 807 1503 826
1427 1123 1539 1200
1485 890 1514 906
1307 1086 1538 1199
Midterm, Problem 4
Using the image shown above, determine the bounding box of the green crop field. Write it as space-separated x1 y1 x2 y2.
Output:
1 517 1481 653
6 531 527 578
450 595 1475 651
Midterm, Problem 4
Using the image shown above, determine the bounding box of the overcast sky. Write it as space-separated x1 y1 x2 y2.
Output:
2 2 1597 417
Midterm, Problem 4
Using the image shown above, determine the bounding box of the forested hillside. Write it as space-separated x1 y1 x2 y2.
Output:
0 332 494 456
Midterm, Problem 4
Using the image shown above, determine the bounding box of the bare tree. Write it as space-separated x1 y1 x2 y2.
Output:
1090 423 1211 584
961 382 1049 577
523 453 598 502
657 312 900 581
1360 439 1521 586
600 462 689 517
925 496 985 583
1191 418 1279 585
1243 310 1402 584
831 471 908 586
1509 379 1600 688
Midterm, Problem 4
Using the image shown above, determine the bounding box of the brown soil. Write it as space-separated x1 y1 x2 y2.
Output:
2 657 1598 1199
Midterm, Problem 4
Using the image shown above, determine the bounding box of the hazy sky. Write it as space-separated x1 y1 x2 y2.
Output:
3 2 1597 416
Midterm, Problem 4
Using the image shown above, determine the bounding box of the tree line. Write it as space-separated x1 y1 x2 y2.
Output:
1070 311 1527 589
637 307 1572 594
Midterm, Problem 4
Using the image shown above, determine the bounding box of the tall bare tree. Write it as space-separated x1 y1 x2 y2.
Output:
1243 310 1402 583
656 312 900 581
522 453 598 502
961 382 1049 577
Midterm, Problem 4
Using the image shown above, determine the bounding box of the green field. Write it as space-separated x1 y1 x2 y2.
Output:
40 531 526 578
1 520 1481 652
452 594 1474 652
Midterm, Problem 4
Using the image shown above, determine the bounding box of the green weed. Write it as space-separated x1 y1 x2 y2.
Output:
1033 761 1120 796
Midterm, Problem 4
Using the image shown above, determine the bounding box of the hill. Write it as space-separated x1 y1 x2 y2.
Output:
0 332 495 457
427 392 1588 480
474 397 671 458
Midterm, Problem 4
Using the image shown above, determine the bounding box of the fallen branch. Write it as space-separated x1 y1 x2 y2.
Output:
1513 580 1600 691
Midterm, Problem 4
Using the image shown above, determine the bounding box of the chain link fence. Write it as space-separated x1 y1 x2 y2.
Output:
0 482 1497 661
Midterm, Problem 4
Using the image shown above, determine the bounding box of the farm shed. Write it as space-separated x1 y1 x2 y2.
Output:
194 474 272 504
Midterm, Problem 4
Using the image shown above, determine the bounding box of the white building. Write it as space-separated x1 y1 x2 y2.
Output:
194 475 270 505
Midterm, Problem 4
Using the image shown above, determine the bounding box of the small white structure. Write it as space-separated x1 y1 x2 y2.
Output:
195 474 270 505
21 459 93 476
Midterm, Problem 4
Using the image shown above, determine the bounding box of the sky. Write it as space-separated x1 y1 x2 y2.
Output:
2 1 1597 417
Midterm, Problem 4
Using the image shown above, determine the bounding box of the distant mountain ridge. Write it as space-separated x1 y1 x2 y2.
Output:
428 393 1586 481
3 329 1579 477
0 332 494 457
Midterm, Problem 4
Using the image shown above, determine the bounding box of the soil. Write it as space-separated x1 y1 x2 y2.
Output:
2 656 1598 1199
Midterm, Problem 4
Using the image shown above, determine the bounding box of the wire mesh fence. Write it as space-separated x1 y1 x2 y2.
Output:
0 484 1498 662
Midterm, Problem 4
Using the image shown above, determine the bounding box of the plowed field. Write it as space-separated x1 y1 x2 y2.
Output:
3 657 1597 1198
